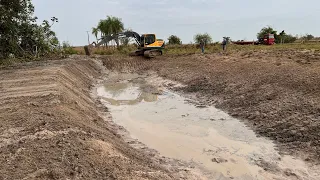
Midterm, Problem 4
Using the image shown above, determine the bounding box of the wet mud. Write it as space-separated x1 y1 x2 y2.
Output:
97 73 320 180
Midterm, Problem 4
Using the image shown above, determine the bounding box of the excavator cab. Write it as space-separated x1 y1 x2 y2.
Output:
137 34 165 57
128 34 163 58
140 34 156 47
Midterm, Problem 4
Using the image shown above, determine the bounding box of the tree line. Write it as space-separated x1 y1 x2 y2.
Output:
167 33 213 45
88 15 320 47
91 16 215 47
168 26 316 45
257 26 315 43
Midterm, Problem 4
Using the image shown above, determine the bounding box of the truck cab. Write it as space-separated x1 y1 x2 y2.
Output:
260 34 275 45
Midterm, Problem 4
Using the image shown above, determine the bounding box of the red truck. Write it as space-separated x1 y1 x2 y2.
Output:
232 34 275 45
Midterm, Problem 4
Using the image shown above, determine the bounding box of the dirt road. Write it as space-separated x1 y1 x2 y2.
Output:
0 57 202 179
102 49 320 163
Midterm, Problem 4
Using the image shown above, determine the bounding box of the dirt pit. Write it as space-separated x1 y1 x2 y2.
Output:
96 73 320 180
0 58 204 180
102 50 320 164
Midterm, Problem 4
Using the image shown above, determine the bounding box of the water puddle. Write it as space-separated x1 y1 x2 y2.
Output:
97 77 319 180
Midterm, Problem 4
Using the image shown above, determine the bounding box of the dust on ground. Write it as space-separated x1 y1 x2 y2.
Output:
101 49 320 164
0 56 203 180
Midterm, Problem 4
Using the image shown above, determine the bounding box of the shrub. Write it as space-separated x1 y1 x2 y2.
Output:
168 35 182 45
194 33 213 45
62 42 77 55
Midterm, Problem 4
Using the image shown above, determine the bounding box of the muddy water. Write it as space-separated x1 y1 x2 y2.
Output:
97 76 320 180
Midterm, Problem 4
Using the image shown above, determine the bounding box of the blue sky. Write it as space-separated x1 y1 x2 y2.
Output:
33 0 320 46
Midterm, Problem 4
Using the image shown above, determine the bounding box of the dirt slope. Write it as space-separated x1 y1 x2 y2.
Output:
0 57 196 180
102 49 320 162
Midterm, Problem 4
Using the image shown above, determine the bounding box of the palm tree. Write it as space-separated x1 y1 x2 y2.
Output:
98 19 108 36
105 16 124 48
92 27 99 42
96 20 109 47
93 16 125 48
107 16 124 34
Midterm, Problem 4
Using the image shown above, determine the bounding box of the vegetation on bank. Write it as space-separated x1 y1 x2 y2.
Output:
0 0 60 60
67 42 320 57
0 0 76 66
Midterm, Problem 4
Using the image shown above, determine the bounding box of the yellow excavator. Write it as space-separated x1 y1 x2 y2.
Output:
85 31 165 58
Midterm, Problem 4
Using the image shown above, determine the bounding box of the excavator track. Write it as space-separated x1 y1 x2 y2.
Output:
129 49 163 58
129 50 144 56
143 50 162 58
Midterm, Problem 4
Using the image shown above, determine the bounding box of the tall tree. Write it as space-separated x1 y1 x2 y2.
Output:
94 15 124 47
106 16 124 35
0 0 35 58
92 27 99 42
0 0 58 59
106 16 124 47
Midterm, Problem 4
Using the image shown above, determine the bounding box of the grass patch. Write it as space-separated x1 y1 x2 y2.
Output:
70 42 320 56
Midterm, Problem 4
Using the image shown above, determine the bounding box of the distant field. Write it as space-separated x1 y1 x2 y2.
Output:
70 42 320 56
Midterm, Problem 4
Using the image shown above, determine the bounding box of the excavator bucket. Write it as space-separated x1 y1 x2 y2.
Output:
84 46 91 56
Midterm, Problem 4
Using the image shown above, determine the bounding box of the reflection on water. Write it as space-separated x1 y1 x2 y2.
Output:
103 83 129 97
99 82 158 106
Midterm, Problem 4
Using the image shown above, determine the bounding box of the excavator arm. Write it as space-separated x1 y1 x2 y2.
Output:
119 31 141 46
85 30 164 58
93 31 141 47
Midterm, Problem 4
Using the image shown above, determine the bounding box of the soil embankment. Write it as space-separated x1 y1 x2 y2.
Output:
0 57 199 179
102 49 320 163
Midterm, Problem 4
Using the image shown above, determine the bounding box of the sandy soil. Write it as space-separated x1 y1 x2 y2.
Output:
102 49 320 163
2 48 320 179
0 56 202 180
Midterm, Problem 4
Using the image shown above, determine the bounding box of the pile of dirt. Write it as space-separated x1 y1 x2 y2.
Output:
102 49 320 162
0 57 198 179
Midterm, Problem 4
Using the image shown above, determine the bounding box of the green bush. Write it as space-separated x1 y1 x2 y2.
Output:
62 42 77 55
168 35 182 45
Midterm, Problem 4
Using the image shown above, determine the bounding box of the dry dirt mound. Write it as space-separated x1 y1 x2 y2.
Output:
101 49 320 163
0 57 191 180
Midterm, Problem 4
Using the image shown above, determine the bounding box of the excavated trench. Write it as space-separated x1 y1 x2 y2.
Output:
2 56 320 179
96 73 320 180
